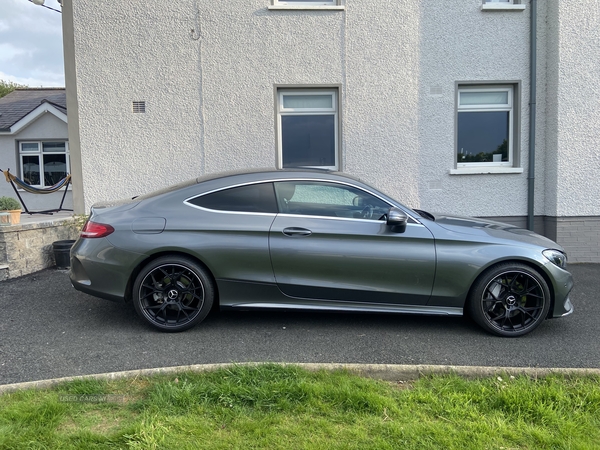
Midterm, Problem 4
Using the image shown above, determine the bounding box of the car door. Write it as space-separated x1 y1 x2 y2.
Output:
269 181 436 305
184 182 278 284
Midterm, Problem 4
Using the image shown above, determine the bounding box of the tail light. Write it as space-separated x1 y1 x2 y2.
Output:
80 220 115 238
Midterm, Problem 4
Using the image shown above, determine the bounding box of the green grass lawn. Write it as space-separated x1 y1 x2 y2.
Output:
1 364 599 449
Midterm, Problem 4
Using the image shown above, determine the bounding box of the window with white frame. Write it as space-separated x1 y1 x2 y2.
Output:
277 89 339 170
481 0 525 11
456 86 516 167
19 141 69 187
273 0 338 6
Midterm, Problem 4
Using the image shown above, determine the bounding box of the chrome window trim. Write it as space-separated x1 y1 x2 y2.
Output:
183 177 423 224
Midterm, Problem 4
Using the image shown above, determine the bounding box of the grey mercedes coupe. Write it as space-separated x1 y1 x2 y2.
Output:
70 169 573 337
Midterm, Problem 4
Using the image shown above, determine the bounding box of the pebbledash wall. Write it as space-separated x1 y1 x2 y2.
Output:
62 0 600 262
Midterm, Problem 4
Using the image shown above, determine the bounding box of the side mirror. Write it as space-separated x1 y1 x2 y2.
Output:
386 207 408 233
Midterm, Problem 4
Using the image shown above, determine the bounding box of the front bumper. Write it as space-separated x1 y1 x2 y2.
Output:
548 264 574 318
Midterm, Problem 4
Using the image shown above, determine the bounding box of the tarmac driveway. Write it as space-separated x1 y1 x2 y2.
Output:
0 264 599 385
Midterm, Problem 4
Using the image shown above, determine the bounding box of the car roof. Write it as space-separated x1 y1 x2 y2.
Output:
94 169 373 209
193 167 353 183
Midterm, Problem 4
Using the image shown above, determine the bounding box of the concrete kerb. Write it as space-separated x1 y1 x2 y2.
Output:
2 363 600 395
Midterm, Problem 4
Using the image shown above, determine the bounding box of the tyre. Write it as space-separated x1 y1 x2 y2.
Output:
132 256 214 332
467 263 551 337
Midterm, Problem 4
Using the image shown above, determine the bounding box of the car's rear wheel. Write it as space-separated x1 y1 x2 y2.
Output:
467 263 551 337
132 256 214 332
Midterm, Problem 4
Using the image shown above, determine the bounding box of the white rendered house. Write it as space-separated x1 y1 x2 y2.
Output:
61 0 600 262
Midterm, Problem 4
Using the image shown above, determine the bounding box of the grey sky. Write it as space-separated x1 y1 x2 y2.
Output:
0 0 64 87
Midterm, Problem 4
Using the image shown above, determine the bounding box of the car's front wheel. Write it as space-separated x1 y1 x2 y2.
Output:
467 263 551 337
132 256 214 332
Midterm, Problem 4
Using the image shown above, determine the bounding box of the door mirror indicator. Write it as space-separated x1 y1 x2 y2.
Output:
386 207 408 233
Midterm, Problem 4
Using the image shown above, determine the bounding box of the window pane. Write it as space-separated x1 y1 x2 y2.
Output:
189 183 277 213
286 184 357 205
457 111 509 163
460 91 508 106
43 154 67 186
42 142 66 153
281 115 335 167
283 95 332 109
22 155 41 185
21 143 39 153
275 182 389 220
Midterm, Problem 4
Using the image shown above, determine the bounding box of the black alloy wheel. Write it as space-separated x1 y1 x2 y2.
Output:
468 263 551 337
132 256 214 332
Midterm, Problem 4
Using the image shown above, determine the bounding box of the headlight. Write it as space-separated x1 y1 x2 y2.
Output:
543 249 567 269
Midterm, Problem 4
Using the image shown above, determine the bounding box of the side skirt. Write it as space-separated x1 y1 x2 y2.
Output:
216 279 463 316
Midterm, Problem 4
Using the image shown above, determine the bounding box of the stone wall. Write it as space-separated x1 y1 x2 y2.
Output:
0 217 79 280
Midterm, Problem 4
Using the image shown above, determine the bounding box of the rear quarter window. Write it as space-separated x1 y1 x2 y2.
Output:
188 182 278 213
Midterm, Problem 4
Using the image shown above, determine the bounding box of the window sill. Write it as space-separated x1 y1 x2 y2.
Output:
450 167 524 175
481 4 526 11
268 5 345 11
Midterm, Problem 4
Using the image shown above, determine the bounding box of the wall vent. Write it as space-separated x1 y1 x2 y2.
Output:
132 101 146 113
430 86 443 96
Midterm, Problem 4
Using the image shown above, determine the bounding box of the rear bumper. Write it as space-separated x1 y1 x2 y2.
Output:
69 238 142 303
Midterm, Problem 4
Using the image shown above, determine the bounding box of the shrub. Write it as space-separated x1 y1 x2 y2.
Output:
0 196 21 210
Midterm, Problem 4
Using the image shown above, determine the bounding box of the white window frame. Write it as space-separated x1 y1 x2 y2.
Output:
481 0 526 11
277 89 339 171
269 0 344 11
453 85 521 174
18 141 70 188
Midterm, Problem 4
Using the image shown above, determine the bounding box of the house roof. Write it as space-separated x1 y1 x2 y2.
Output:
0 88 66 132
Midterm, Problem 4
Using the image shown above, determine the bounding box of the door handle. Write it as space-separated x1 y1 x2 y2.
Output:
282 227 312 237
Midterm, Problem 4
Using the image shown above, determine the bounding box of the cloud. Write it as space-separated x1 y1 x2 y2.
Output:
0 70 63 88
0 0 64 87
0 43 32 62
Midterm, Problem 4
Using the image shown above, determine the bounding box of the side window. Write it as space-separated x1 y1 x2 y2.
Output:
188 183 278 213
274 181 389 220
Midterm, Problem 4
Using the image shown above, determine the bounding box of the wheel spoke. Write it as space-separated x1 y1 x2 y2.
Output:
140 290 158 302
181 304 200 313
508 274 522 290
146 302 169 319
150 272 161 287
517 306 542 321
179 307 190 320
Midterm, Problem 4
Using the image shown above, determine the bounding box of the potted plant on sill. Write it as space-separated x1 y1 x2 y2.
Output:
0 196 22 225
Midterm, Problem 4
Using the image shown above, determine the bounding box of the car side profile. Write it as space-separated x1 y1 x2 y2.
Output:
70 169 573 337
